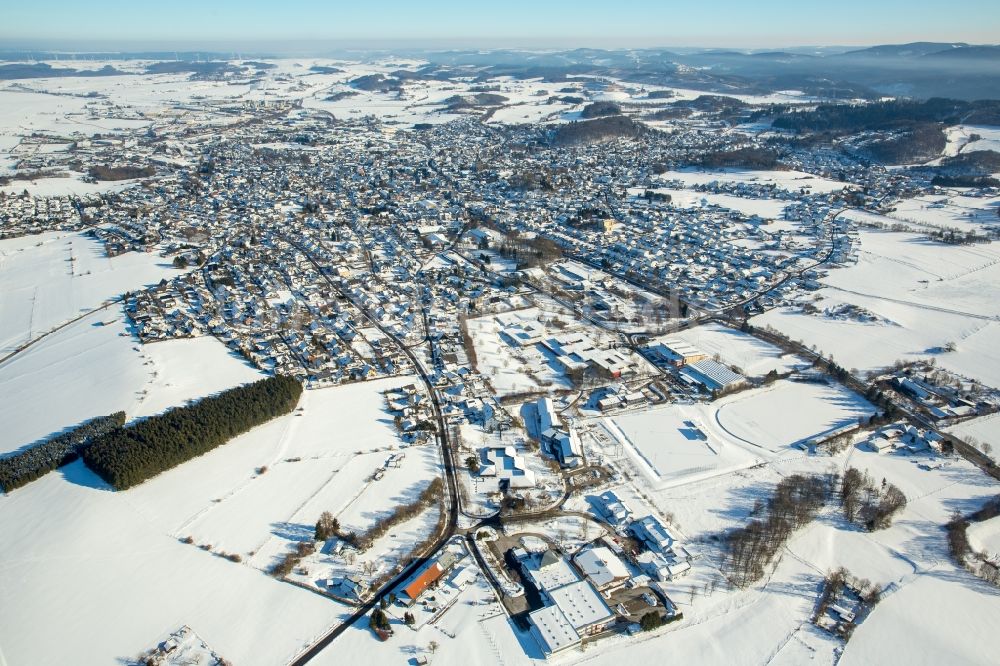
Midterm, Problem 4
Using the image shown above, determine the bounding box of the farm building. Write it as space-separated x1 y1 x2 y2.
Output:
398 552 458 606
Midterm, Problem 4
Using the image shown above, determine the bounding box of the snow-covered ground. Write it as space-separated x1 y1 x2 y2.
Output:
715 380 874 451
0 356 433 664
656 322 809 378
658 168 852 194
0 230 178 354
0 458 349 666
601 379 872 489
943 124 1000 158
629 185 792 219
755 229 1000 387
946 412 1000 465
886 193 1000 234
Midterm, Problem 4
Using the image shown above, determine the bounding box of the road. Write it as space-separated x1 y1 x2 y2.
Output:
281 234 462 666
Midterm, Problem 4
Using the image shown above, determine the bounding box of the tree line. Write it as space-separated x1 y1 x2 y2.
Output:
726 474 832 587
0 412 125 492
83 375 301 490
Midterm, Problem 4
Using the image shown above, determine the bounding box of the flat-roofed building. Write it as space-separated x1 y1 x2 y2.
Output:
547 580 615 635
528 605 580 656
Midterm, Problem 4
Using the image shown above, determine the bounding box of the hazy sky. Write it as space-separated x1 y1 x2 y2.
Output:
3 0 999 50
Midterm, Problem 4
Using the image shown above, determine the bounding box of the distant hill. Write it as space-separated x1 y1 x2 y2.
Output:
442 93 509 110
350 73 402 92
0 63 124 80
552 115 646 145
921 45 1000 61
840 42 970 58
579 101 622 119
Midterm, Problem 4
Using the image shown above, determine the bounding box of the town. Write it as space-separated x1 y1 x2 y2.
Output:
1 44 1000 666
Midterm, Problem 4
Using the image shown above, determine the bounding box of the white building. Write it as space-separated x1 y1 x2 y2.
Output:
479 446 537 489
573 546 631 593
528 605 580 656
630 515 675 553
546 580 615 635
521 549 581 593
596 490 633 526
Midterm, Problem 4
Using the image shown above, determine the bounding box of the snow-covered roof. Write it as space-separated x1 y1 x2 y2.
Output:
547 580 614 631
681 358 744 390
522 551 581 593
528 605 580 655
574 546 630 588
631 515 675 553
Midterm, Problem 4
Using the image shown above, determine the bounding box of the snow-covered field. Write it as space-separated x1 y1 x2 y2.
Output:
946 412 1000 464
0 455 349 666
943 124 1000 158
605 403 761 487
755 229 1000 387
715 380 874 451
0 358 431 664
0 230 177 354
886 193 1000 234
629 186 791 219
658 168 851 194
602 379 871 488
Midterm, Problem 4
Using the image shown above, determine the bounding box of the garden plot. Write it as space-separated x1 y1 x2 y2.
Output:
660 322 809 378
605 403 762 489
714 380 873 452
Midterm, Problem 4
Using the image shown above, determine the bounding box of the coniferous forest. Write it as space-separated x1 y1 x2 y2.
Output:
0 412 126 492
83 375 301 490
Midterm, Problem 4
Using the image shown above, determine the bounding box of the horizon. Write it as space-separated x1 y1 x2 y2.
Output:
3 0 1000 51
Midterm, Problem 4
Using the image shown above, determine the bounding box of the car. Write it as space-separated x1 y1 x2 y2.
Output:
642 592 658 607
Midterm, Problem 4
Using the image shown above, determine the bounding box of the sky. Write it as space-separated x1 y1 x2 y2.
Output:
2 0 999 51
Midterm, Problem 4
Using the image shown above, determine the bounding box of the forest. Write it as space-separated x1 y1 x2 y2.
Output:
82 375 301 490
88 164 156 181
552 115 646 146
0 412 126 492
773 98 1000 133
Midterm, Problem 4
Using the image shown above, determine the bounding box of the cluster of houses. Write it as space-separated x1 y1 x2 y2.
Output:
595 491 695 582
0 193 84 239
862 422 945 455
893 374 982 422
